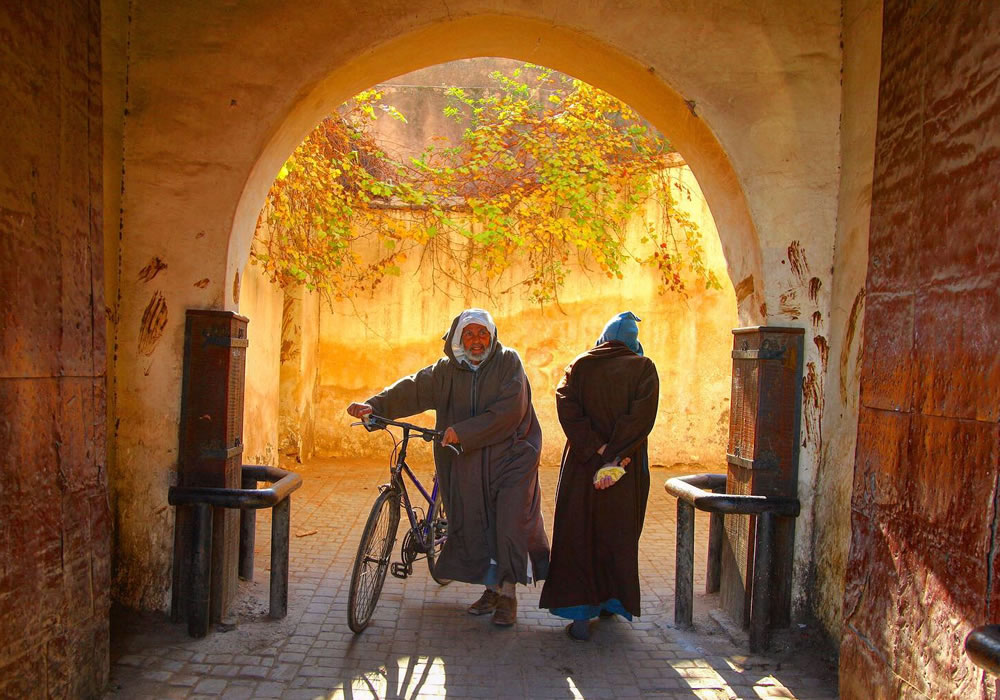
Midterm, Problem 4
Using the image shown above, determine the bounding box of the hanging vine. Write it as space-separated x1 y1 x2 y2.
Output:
251 65 722 305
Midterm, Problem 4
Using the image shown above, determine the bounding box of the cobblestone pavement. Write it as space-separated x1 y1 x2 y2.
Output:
106 456 838 699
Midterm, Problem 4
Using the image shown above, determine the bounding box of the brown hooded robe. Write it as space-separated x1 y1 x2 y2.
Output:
539 341 659 618
365 313 550 586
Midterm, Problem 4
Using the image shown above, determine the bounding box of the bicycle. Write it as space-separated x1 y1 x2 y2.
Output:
347 414 461 633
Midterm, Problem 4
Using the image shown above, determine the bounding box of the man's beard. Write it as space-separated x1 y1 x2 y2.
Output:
467 347 488 363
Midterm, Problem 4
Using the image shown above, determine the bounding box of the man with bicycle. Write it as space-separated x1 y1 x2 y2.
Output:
347 308 549 626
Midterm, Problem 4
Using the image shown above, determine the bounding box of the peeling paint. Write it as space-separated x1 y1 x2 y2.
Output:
138 257 168 282
138 291 168 356
811 310 822 328
802 360 823 451
840 287 866 403
808 276 822 302
194 278 210 288
734 274 755 303
779 289 801 319
232 272 240 304
814 335 829 371
787 240 809 282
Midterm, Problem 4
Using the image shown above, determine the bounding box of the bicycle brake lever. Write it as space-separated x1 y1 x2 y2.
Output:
352 415 379 431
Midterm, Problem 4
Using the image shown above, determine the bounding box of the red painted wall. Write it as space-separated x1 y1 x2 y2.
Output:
0 1 110 696
841 1 1000 696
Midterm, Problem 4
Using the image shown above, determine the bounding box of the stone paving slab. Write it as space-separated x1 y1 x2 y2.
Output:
106 457 838 699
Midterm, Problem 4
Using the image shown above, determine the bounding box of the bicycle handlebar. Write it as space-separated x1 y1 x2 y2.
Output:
352 414 463 455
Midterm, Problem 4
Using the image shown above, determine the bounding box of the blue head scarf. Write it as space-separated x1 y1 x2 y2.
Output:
596 311 643 356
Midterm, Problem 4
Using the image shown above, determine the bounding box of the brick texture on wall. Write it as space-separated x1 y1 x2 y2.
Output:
841 1 1000 697
0 1 109 697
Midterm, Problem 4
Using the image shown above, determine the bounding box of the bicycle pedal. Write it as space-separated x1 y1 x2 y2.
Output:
390 563 411 579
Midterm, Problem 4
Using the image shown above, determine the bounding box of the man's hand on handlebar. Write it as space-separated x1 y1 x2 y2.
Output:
440 427 463 456
347 402 373 419
441 427 460 447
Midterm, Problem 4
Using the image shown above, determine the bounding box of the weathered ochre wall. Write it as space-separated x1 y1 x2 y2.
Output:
375 58 557 161
311 166 737 469
240 262 282 467
840 1 1000 697
109 1 850 633
0 1 111 696
274 287 321 461
810 0 881 642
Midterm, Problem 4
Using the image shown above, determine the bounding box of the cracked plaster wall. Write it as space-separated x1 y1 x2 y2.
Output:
810 0 881 644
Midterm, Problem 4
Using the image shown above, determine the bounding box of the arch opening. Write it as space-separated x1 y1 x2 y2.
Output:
238 56 740 475
226 14 765 325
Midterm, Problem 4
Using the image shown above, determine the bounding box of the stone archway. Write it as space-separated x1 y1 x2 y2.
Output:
225 14 767 324
110 0 845 633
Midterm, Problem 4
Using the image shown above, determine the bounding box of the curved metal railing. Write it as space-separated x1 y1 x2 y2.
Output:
169 464 303 638
665 473 800 652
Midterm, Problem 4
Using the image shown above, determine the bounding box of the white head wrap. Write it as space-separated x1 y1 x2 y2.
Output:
450 308 497 368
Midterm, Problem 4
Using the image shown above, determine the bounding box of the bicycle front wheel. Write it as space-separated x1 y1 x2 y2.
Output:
426 496 451 586
348 488 401 633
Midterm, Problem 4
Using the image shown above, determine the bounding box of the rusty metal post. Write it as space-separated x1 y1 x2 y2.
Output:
269 496 291 618
749 512 774 652
189 503 214 638
707 511 724 594
238 472 257 581
675 498 695 628
706 483 725 594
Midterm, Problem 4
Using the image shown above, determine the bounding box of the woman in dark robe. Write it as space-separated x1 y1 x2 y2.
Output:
539 311 659 640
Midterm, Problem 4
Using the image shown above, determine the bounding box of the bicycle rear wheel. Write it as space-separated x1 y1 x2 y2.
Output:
348 488 400 633
426 496 451 586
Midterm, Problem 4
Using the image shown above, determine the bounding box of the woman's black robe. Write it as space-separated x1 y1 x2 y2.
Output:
539 341 659 618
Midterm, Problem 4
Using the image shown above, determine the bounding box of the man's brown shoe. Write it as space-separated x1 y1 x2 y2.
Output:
492 595 517 626
467 589 500 616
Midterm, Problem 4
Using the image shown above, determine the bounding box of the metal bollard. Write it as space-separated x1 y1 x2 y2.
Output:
189 503 214 639
239 473 257 581
706 511 724 594
749 512 774 652
269 496 291 618
706 482 724 594
675 499 695 628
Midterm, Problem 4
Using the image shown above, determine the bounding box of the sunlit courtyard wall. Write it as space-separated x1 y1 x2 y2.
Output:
297 162 736 468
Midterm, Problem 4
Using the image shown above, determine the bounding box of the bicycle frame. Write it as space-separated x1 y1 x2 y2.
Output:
359 414 457 569
388 427 441 553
